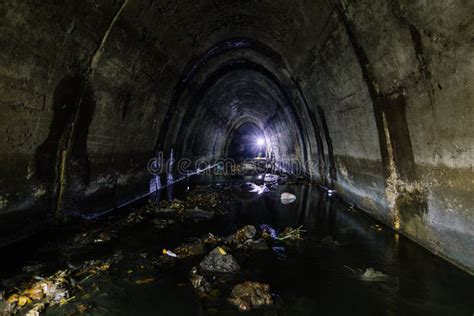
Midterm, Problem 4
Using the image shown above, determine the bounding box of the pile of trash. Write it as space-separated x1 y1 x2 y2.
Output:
182 224 305 312
2 270 70 314
0 254 121 315
228 281 273 312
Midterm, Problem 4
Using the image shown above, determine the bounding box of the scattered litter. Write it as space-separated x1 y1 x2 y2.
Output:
280 192 296 204
0 255 122 315
247 183 269 194
228 281 273 312
173 243 206 258
260 224 278 239
135 277 155 285
276 226 305 241
217 247 227 255
162 249 178 258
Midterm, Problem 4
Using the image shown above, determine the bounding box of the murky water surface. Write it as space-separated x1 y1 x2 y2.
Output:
1 176 473 315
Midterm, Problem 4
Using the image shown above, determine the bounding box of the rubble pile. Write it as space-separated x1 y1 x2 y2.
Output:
199 247 240 273
228 281 274 312
0 254 121 315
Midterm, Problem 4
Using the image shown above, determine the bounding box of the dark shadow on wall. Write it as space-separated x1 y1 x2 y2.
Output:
34 75 96 214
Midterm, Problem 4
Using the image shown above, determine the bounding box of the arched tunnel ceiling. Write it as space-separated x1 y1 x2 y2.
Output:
0 0 474 274
180 68 304 159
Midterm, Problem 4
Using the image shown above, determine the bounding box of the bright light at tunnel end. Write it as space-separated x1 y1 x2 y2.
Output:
256 137 265 147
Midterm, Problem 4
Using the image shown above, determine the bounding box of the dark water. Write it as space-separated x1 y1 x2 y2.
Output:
1 175 473 315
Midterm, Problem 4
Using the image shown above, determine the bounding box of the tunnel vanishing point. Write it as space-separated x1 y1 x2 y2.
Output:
0 1 473 274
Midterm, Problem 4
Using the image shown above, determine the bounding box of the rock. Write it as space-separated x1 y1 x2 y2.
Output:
199 247 240 273
228 281 273 311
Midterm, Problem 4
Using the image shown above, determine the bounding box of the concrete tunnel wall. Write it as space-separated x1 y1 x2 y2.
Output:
0 1 473 273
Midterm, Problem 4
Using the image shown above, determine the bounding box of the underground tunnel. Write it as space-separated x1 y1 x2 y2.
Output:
0 0 473 314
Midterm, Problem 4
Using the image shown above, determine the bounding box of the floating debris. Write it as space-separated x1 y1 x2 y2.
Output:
344 266 391 282
173 242 206 258
247 183 269 194
276 226 305 241
360 268 389 282
162 249 178 258
280 192 296 204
